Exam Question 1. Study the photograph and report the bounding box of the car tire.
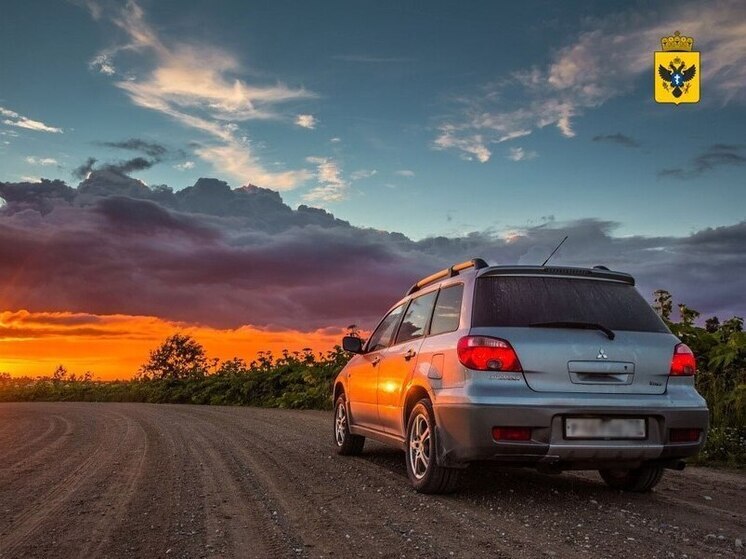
[405,399,460,494]
[599,464,665,492]
[333,395,365,455]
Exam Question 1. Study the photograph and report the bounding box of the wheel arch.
[333,380,346,403]
[402,384,432,428]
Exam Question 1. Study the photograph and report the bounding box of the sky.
[0,0,745,378]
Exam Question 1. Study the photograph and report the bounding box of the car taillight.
[669,428,701,442]
[457,336,523,372]
[492,427,532,441]
[670,343,696,376]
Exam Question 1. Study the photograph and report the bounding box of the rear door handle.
[371,356,381,366]
[404,349,416,361]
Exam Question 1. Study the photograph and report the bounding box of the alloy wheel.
[408,413,431,479]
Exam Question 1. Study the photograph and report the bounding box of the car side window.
[366,303,406,352]
[396,291,438,344]
[430,284,464,336]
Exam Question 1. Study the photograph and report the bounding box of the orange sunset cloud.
[0,310,345,380]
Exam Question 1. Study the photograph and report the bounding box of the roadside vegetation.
[1,292,744,466]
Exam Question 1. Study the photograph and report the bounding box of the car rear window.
[472,276,668,333]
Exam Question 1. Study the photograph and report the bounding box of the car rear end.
[434,267,709,475]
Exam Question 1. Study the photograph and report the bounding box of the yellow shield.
[655,51,700,104]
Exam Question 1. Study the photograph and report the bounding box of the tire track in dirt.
[78,409,151,558]
[191,406,548,559]
[0,406,120,558]
[182,413,299,558]
[0,413,72,472]
[101,403,209,559]
[1,403,743,559]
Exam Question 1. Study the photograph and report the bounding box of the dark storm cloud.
[659,144,746,179]
[101,156,156,175]
[73,157,98,180]
[97,139,169,159]
[592,133,640,148]
[0,172,743,330]
[0,178,75,214]
[73,155,155,179]
[72,138,183,181]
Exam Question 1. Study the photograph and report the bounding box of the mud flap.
[434,425,468,469]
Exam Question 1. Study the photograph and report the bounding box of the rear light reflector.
[670,343,696,376]
[492,427,532,441]
[669,428,701,442]
[457,336,523,372]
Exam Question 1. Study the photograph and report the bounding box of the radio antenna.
[541,235,568,266]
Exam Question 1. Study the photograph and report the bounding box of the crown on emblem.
[660,31,694,52]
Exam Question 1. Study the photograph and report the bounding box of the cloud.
[102,156,155,175]
[433,0,746,161]
[507,147,538,162]
[350,169,377,181]
[0,106,62,134]
[303,157,349,202]
[433,128,491,162]
[593,133,640,148]
[0,309,342,379]
[71,155,158,180]
[302,160,379,202]
[295,114,317,129]
[84,1,313,189]
[97,138,169,158]
[74,138,187,179]
[25,156,60,167]
[394,170,415,177]
[329,137,341,143]
[0,174,744,332]
[73,157,98,180]
[174,161,195,171]
[659,144,746,179]
[89,53,116,75]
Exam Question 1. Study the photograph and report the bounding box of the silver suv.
[332,259,709,494]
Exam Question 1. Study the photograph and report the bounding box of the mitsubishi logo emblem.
[597,348,608,360]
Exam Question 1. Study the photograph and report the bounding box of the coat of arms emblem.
[655,31,700,104]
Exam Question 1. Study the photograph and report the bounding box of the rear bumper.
[433,389,709,468]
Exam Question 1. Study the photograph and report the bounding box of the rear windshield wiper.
[528,321,616,340]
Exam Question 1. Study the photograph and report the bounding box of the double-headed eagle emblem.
[658,59,696,98]
[654,31,700,105]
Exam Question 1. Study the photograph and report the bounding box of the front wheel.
[333,395,365,455]
[405,399,460,494]
[599,464,665,492]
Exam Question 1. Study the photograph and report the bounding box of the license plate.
[564,417,646,440]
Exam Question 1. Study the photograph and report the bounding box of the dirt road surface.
[0,403,743,559]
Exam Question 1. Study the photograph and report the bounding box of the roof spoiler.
[479,265,635,285]
[406,258,488,296]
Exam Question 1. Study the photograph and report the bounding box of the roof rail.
[406,258,488,296]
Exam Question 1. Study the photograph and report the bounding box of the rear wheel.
[405,399,460,494]
[333,395,365,455]
[599,464,665,492]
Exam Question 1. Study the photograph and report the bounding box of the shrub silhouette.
[137,333,212,380]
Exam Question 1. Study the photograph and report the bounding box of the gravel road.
[0,402,743,559]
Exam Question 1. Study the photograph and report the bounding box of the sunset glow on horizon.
[0,310,345,380]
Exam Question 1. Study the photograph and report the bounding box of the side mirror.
[342,335,364,354]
